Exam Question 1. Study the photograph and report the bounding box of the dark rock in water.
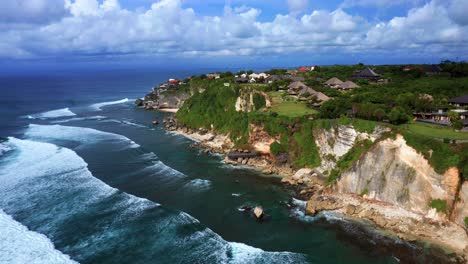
[135,98,144,106]
[227,151,260,160]
[253,206,264,219]
[152,120,159,125]
[241,205,252,211]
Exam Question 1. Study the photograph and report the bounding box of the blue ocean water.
[0,70,449,264]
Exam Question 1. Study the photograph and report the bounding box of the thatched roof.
[339,81,359,90]
[353,67,380,78]
[449,95,468,104]
[287,81,308,90]
[325,77,343,86]
[235,77,249,83]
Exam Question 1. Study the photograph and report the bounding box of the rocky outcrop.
[336,135,460,218]
[305,193,468,260]
[253,206,264,219]
[235,89,271,112]
[314,124,388,173]
[452,181,468,227]
[157,92,190,109]
[142,91,189,110]
[249,124,277,154]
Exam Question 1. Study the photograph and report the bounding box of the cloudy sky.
[1,0,468,71]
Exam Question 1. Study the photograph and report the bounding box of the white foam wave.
[232,193,242,197]
[51,116,107,124]
[90,98,129,111]
[185,179,211,190]
[0,138,306,263]
[24,124,140,149]
[0,142,13,156]
[228,242,307,263]
[0,210,78,264]
[144,161,186,178]
[101,119,147,128]
[26,108,76,120]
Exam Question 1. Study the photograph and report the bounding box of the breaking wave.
[0,210,78,264]
[184,179,212,191]
[51,116,107,124]
[0,138,306,263]
[24,124,140,149]
[25,108,76,120]
[90,98,129,111]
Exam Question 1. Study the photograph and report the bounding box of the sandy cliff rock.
[452,181,468,227]
[335,135,460,217]
[314,124,387,173]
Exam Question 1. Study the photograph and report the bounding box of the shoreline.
[161,116,468,262]
[158,108,179,113]
[166,129,286,179]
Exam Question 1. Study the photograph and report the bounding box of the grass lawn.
[266,91,318,117]
[403,122,468,140]
[269,101,318,117]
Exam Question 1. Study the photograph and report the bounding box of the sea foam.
[51,116,107,124]
[0,210,78,264]
[26,108,76,119]
[25,124,140,148]
[0,138,307,263]
[90,98,129,111]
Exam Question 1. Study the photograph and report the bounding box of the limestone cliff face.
[314,125,387,173]
[335,135,460,217]
[248,124,277,154]
[235,89,271,112]
[157,92,190,109]
[452,182,468,226]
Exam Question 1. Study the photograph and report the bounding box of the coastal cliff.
[138,90,190,111]
[142,79,468,260]
[336,135,460,217]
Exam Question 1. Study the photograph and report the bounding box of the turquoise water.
[0,72,449,263]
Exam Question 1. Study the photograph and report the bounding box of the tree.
[270,141,284,156]
[388,107,411,124]
[374,108,386,121]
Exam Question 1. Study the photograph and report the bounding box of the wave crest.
[25,108,76,120]
[90,98,129,111]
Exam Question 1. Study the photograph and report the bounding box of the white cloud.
[0,0,68,24]
[448,0,468,26]
[341,0,423,8]
[287,0,308,16]
[0,0,466,61]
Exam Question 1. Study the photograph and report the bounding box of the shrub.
[292,121,321,168]
[360,188,369,196]
[429,199,447,213]
[402,132,461,174]
[464,217,468,227]
[270,141,283,156]
[253,93,266,110]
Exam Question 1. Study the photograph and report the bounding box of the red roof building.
[297,66,309,72]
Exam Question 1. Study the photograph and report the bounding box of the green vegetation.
[292,121,321,168]
[176,79,249,145]
[464,217,468,227]
[429,199,447,213]
[360,188,369,197]
[269,100,317,118]
[404,122,468,140]
[326,139,374,185]
[270,141,284,156]
[173,63,468,183]
[401,131,461,174]
[253,93,266,110]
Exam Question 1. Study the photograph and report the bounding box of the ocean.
[0,69,443,264]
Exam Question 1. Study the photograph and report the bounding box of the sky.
[1,0,468,72]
